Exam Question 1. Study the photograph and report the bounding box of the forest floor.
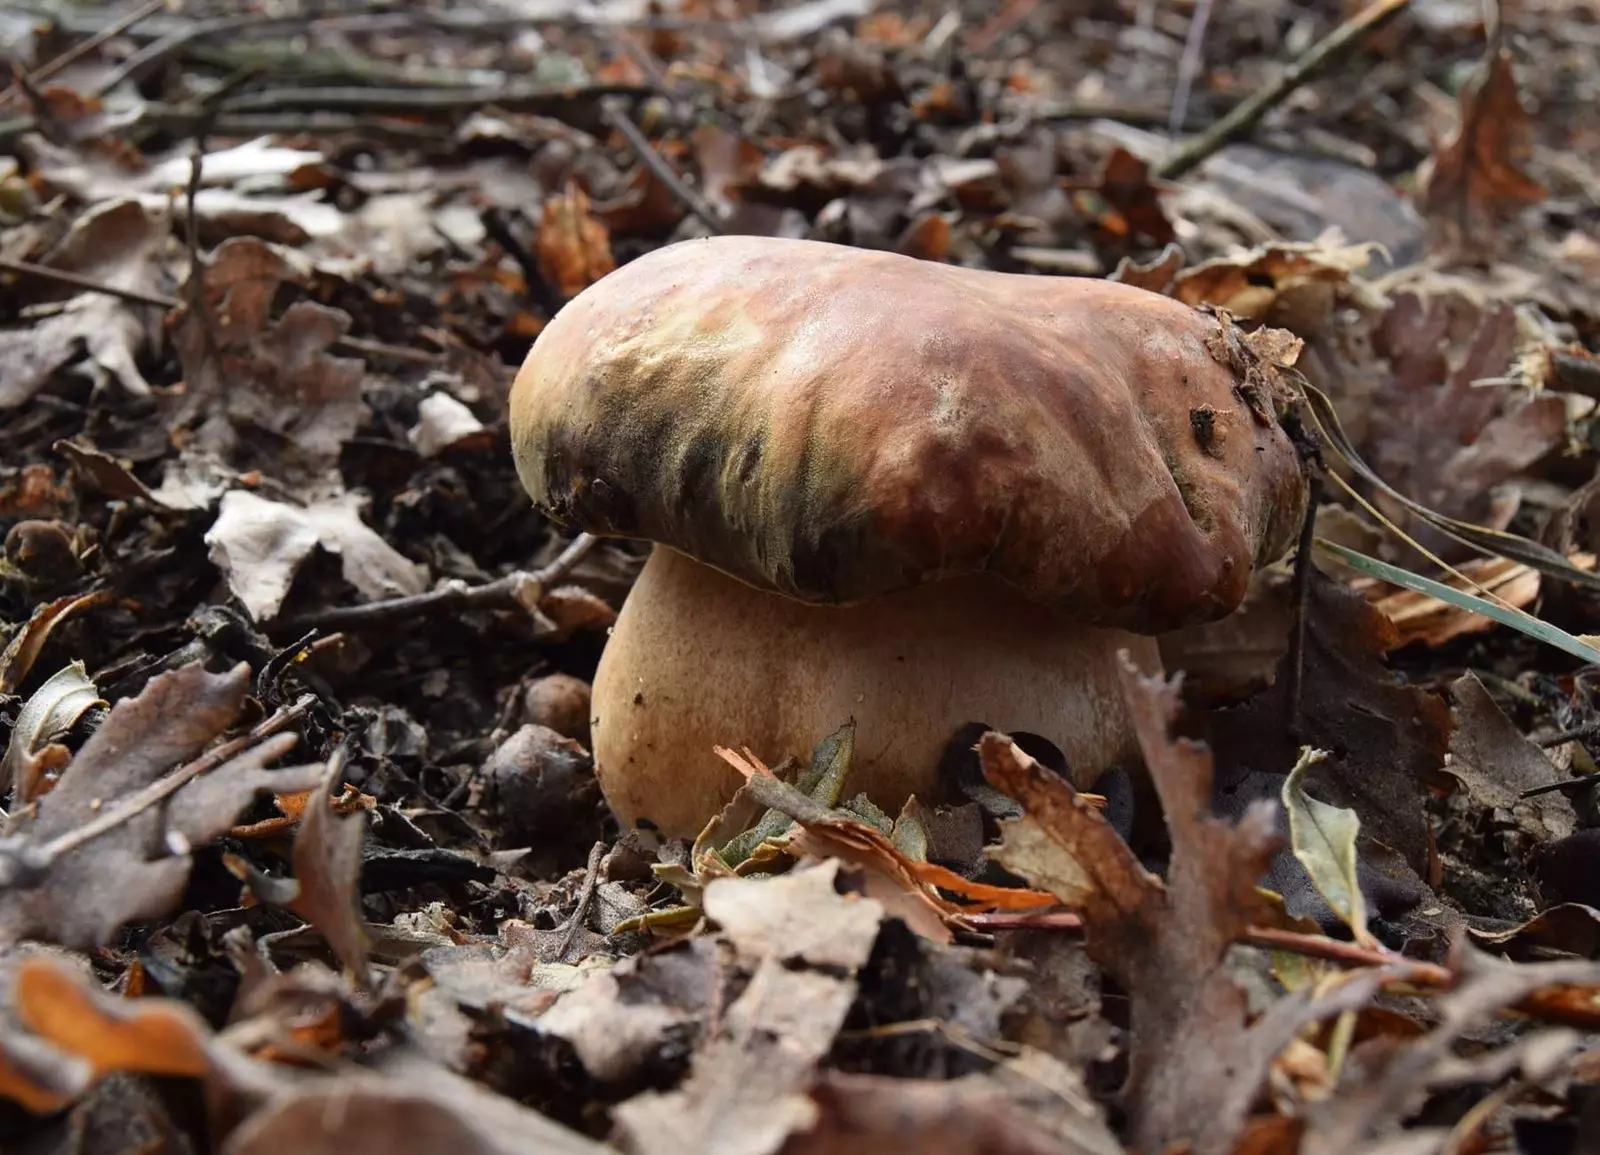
[3,1,1600,1152]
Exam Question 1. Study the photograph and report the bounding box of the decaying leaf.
[1169,239,1386,336]
[1414,47,1545,253]
[0,660,104,804]
[1211,566,1453,888]
[227,750,373,985]
[170,236,369,475]
[1299,947,1600,1155]
[3,954,609,1153]
[1442,672,1574,844]
[0,197,174,407]
[608,860,885,1155]
[0,662,323,950]
[204,488,429,622]
[537,182,616,299]
[983,655,1388,1155]
[786,1054,1123,1155]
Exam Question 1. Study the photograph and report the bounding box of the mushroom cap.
[509,236,1309,634]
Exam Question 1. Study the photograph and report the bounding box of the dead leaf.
[1299,947,1600,1155]
[1170,239,1386,337]
[0,662,323,950]
[784,1052,1122,1155]
[169,236,369,476]
[1442,672,1574,844]
[408,392,489,457]
[1415,47,1545,254]
[1210,566,1453,885]
[1094,146,1175,246]
[0,660,104,805]
[537,183,616,299]
[983,656,1387,1155]
[0,197,173,407]
[609,860,884,1155]
[204,488,429,622]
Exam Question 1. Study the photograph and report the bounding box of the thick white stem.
[588,545,1164,840]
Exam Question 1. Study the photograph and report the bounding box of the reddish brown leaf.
[536,183,616,299]
[1416,47,1546,251]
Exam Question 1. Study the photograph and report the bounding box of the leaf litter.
[5,0,1600,1152]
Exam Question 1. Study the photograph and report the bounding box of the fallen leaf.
[1442,672,1574,844]
[536,182,616,299]
[169,236,369,477]
[408,391,490,457]
[1414,47,1545,254]
[983,655,1388,1155]
[0,660,104,805]
[204,488,429,622]
[0,589,112,695]
[1468,903,1600,962]
[0,197,173,407]
[1283,748,1376,948]
[1094,146,1175,246]
[1210,566,1453,885]
[609,860,885,1155]
[0,662,323,950]
[785,1052,1122,1155]
[1169,239,1386,337]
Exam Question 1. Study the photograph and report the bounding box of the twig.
[0,0,169,107]
[961,910,1453,986]
[600,98,724,234]
[1167,0,1215,136]
[0,256,175,309]
[274,533,600,635]
[219,81,650,116]
[558,840,608,959]
[1154,0,1413,180]
[1286,475,1324,741]
[42,694,317,862]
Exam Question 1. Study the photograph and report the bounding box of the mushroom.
[509,236,1310,840]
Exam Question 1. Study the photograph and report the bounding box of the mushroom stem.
[589,544,1164,840]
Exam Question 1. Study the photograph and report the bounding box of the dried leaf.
[1283,748,1375,948]
[204,488,429,622]
[408,392,489,457]
[787,1054,1122,1155]
[0,660,104,805]
[170,236,369,476]
[1442,672,1574,844]
[984,655,1380,1155]
[291,755,373,985]
[0,589,113,696]
[0,198,173,408]
[1095,146,1175,246]
[1415,47,1545,253]
[0,662,323,950]
[610,861,884,1155]
[1170,239,1386,335]
[536,183,616,299]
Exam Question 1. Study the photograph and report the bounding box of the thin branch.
[219,81,650,116]
[1167,0,1215,136]
[600,98,724,234]
[1286,475,1325,742]
[1155,0,1413,180]
[42,694,317,862]
[0,256,176,309]
[0,0,169,107]
[273,532,601,635]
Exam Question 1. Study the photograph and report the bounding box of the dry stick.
[961,910,1454,986]
[1154,0,1413,181]
[1167,0,1216,136]
[41,694,317,863]
[600,98,724,234]
[1285,474,1325,741]
[219,80,649,116]
[0,0,169,107]
[275,532,601,635]
[0,257,438,367]
[558,840,608,958]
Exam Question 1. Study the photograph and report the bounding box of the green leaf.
[1281,746,1375,948]
[1315,538,1600,666]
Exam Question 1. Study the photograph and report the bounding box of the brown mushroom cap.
[510,236,1308,633]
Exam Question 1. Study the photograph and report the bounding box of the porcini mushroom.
[509,236,1309,840]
